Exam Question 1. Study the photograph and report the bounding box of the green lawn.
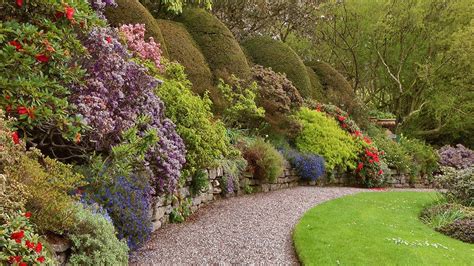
[293,192,474,265]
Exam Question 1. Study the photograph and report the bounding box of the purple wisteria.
[88,0,117,19]
[71,27,185,192]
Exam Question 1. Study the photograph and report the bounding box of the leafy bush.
[313,104,387,186]
[367,125,412,173]
[420,203,472,229]
[242,139,284,183]
[305,66,324,101]
[156,19,213,96]
[71,26,186,193]
[399,136,439,178]
[190,169,209,195]
[295,107,360,171]
[1,115,85,234]
[436,167,473,207]
[437,217,474,244]
[0,1,102,142]
[218,156,248,194]
[169,196,192,223]
[217,78,265,129]
[306,61,367,125]
[151,61,234,175]
[68,203,129,265]
[242,36,313,98]
[0,212,54,265]
[177,8,251,81]
[251,65,303,137]
[368,110,396,119]
[80,123,157,250]
[438,144,474,169]
[283,149,325,181]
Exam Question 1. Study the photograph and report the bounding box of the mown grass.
[293,192,474,265]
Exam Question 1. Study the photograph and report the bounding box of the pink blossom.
[119,24,162,68]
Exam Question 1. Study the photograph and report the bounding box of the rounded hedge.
[242,36,313,99]
[105,0,169,57]
[157,19,213,95]
[305,66,324,101]
[177,8,251,81]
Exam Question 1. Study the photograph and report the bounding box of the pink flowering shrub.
[119,24,162,68]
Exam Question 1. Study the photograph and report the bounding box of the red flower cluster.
[8,40,22,51]
[35,54,50,63]
[365,148,380,163]
[16,0,23,7]
[10,231,25,243]
[11,131,20,144]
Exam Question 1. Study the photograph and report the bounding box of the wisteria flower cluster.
[88,0,117,19]
[438,144,474,169]
[71,26,185,192]
[119,24,163,68]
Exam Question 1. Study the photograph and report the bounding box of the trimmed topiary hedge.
[306,61,366,124]
[177,8,251,81]
[305,65,324,101]
[242,36,313,99]
[105,0,169,57]
[157,19,213,95]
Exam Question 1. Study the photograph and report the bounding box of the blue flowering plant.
[283,149,326,181]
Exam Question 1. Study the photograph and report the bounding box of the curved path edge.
[130,187,433,265]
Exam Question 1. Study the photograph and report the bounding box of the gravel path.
[130,186,369,265]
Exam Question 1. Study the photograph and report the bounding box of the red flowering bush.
[0,212,54,265]
[0,0,102,143]
[314,103,387,187]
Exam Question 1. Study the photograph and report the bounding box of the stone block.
[207,193,214,202]
[261,184,270,192]
[216,166,223,177]
[213,187,222,194]
[209,168,217,180]
[270,184,280,191]
[192,196,202,206]
[179,187,190,198]
[191,206,198,213]
[155,206,166,221]
[152,220,162,231]
[165,205,173,215]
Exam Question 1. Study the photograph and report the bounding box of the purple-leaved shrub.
[438,144,474,169]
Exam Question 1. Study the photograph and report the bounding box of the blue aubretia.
[83,174,153,250]
[283,149,325,181]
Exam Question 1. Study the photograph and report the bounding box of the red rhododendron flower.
[356,162,364,172]
[11,131,20,144]
[37,256,45,263]
[35,242,43,253]
[378,169,384,175]
[6,105,12,112]
[17,106,28,115]
[342,123,347,128]
[35,54,50,63]
[65,6,75,20]
[338,116,346,122]
[19,262,27,266]
[74,132,81,143]
[24,212,32,218]
[106,36,112,43]
[363,136,372,144]
[16,0,23,7]
[353,130,362,137]
[8,40,22,51]
[11,231,24,242]
[25,240,35,249]
[9,256,22,263]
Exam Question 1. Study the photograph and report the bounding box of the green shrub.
[217,78,265,129]
[305,66,324,101]
[177,8,251,81]
[367,125,413,173]
[295,107,360,171]
[105,0,169,57]
[190,169,209,195]
[436,167,473,207]
[0,114,85,234]
[399,136,439,178]
[306,61,367,125]
[242,139,284,183]
[437,217,474,244]
[169,196,192,223]
[242,36,313,99]
[156,19,214,96]
[251,65,303,137]
[68,203,129,265]
[149,61,234,175]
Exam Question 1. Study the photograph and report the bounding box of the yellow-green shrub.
[295,107,360,170]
